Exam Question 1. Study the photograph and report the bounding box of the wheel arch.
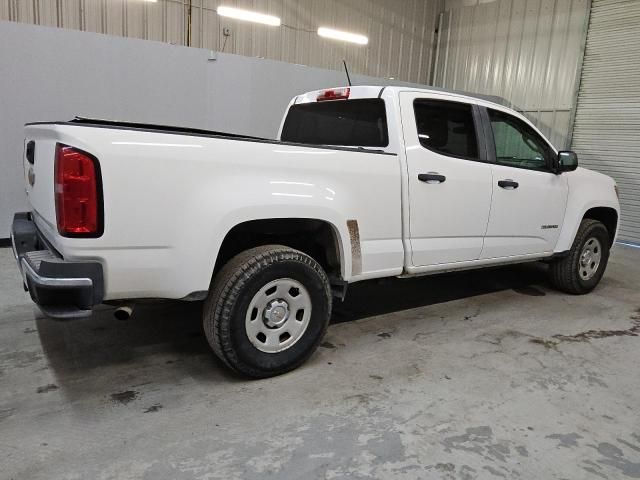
[212,217,350,283]
[582,207,618,247]
[556,201,620,253]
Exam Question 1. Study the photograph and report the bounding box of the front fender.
[555,168,620,252]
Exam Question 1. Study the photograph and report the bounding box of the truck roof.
[294,85,511,110]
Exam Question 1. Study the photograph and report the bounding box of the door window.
[488,109,553,171]
[413,99,479,160]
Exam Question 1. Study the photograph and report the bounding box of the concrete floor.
[1,246,640,480]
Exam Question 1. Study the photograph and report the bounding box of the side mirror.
[556,151,578,173]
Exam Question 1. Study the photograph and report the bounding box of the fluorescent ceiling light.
[317,27,368,45]
[217,6,281,26]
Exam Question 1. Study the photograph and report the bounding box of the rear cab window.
[281,99,389,148]
[413,99,479,160]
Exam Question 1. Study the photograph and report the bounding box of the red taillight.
[54,143,102,237]
[317,87,350,101]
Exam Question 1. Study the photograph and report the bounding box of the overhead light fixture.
[317,27,368,45]
[217,6,281,26]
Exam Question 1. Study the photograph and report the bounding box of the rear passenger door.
[479,107,568,258]
[400,93,493,266]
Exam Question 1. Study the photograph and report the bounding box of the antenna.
[343,60,352,87]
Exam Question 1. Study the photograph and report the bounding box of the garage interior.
[1,0,639,479]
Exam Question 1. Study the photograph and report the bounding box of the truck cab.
[280,86,618,271]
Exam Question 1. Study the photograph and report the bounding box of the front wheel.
[549,219,611,294]
[203,245,332,378]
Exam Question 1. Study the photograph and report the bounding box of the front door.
[400,93,493,266]
[480,107,568,259]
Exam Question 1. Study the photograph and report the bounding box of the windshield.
[281,99,389,148]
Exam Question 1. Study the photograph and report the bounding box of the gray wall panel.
[0,19,421,237]
[1,0,443,84]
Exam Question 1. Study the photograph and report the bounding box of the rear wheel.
[549,219,611,294]
[203,245,332,378]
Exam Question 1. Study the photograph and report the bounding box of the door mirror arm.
[550,154,560,174]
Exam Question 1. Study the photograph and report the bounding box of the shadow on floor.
[332,262,550,323]
[34,262,550,382]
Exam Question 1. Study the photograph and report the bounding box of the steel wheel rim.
[579,237,602,281]
[245,278,312,353]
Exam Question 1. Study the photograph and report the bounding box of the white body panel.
[22,86,620,302]
[481,165,568,259]
[555,167,620,251]
[25,124,404,300]
[398,91,493,266]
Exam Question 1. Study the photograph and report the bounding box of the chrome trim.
[20,257,93,289]
[10,230,19,262]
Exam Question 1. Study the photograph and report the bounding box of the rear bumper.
[12,212,104,319]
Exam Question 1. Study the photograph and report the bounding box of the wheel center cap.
[582,250,593,266]
[264,299,290,328]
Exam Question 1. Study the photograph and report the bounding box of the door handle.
[418,173,446,184]
[498,179,519,189]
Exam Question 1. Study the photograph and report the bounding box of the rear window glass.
[413,99,479,160]
[281,99,389,147]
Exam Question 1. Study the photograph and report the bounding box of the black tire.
[549,219,611,294]
[203,245,332,378]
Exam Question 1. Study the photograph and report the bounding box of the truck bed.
[22,119,404,301]
[27,117,390,155]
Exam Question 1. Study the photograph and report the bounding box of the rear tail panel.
[23,126,60,230]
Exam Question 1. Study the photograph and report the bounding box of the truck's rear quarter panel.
[24,124,403,301]
[24,127,61,229]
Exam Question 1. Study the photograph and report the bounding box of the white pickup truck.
[12,85,620,377]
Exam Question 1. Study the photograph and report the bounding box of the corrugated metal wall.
[0,0,442,84]
[0,0,592,145]
[433,0,590,149]
[571,0,640,243]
